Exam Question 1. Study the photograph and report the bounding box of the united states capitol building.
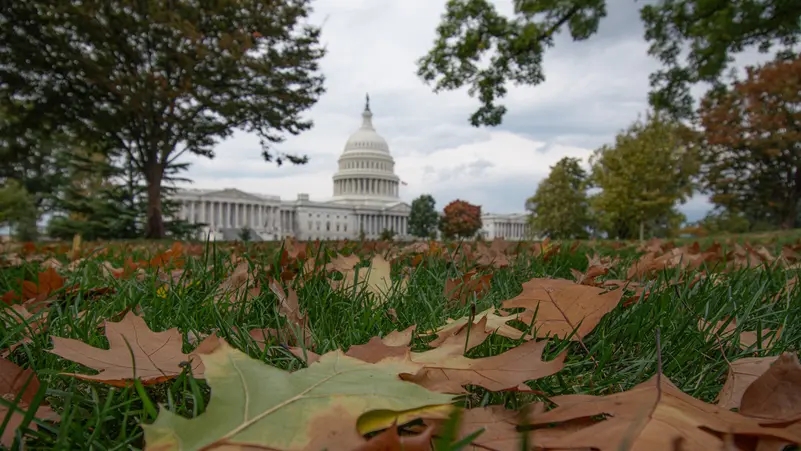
[170,98,531,241]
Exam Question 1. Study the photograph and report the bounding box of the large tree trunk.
[145,164,165,239]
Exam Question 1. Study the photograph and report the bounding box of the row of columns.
[494,221,529,240]
[359,213,407,236]
[180,200,296,233]
[334,178,398,197]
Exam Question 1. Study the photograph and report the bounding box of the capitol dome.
[331,94,401,205]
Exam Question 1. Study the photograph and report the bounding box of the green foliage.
[379,228,396,241]
[440,199,482,239]
[239,227,254,242]
[526,157,591,239]
[697,209,752,235]
[0,178,37,240]
[698,54,801,230]
[0,0,327,238]
[416,0,801,125]
[408,194,439,238]
[589,111,700,240]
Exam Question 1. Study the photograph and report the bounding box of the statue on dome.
[365,92,370,112]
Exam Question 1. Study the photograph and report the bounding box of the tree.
[590,111,700,240]
[0,178,37,240]
[416,0,801,126]
[0,1,326,238]
[408,194,439,238]
[439,200,482,239]
[526,157,591,239]
[697,54,801,230]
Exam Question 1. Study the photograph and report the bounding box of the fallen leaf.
[501,278,623,340]
[354,422,435,451]
[717,356,779,410]
[331,254,407,303]
[444,271,493,305]
[422,308,533,347]
[526,374,801,450]
[1,358,58,447]
[740,352,801,421]
[47,311,206,386]
[292,317,565,394]
[141,340,454,451]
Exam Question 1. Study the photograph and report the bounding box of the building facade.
[480,213,532,241]
[170,96,412,241]
[170,96,532,242]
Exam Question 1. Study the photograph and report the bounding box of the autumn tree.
[590,111,700,240]
[439,200,482,239]
[408,194,439,238]
[526,157,591,239]
[0,179,37,240]
[697,54,801,230]
[416,0,801,126]
[0,0,326,238]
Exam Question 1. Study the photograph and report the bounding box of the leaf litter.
[0,237,800,450]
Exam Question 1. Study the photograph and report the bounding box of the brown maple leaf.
[501,278,623,340]
[1,358,58,447]
[47,311,208,387]
[527,374,801,450]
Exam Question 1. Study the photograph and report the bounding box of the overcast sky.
[175,0,772,222]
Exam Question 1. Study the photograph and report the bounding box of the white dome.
[330,95,401,205]
[342,108,389,153]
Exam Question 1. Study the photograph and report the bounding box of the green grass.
[0,238,798,450]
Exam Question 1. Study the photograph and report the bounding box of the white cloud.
[175,0,777,223]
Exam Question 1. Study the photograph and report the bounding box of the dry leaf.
[501,278,623,340]
[526,374,801,450]
[48,311,207,386]
[0,358,58,447]
[717,356,779,410]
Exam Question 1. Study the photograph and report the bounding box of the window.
[316,221,320,231]
[326,221,330,231]
[336,224,340,232]
[344,224,348,232]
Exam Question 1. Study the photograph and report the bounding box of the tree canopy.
[416,0,801,126]
[408,194,439,238]
[440,199,482,239]
[526,157,591,239]
[0,0,327,238]
[589,111,699,239]
[697,53,801,230]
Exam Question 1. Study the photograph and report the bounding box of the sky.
[175,0,773,223]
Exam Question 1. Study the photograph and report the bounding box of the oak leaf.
[501,278,623,340]
[141,340,454,451]
[716,355,779,410]
[422,308,533,347]
[740,352,801,421]
[526,374,801,450]
[444,271,493,305]
[1,357,58,447]
[330,254,407,302]
[47,311,206,387]
[292,317,566,394]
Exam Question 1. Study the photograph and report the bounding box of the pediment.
[205,188,266,202]
[386,202,411,213]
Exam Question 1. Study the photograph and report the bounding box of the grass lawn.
[0,237,798,450]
